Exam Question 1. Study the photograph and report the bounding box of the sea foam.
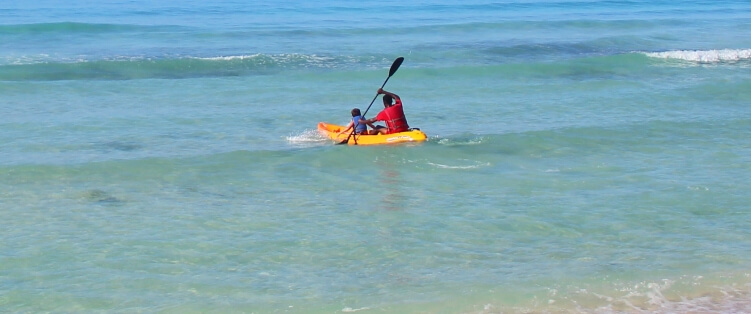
[644,49,751,63]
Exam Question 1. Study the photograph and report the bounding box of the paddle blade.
[336,132,353,145]
[389,57,404,77]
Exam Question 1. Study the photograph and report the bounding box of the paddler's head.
[351,108,361,117]
[382,95,393,107]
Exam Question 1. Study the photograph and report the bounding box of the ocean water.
[2,0,751,312]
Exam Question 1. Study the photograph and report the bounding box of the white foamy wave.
[436,136,485,146]
[589,278,751,313]
[427,159,490,169]
[0,54,67,65]
[0,53,335,66]
[193,53,337,66]
[644,49,751,63]
[478,274,751,314]
[193,54,264,61]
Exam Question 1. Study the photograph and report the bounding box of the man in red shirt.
[363,88,410,134]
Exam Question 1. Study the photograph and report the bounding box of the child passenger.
[337,108,377,135]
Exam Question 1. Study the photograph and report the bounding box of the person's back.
[350,108,368,134]
[375,100,409,133]
[374,89,409,134]
[352,116,367,134]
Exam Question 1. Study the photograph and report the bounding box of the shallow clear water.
[2,0,751,312]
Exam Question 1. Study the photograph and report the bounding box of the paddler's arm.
[336,121,354,135]
[377,88,400,101]
[358,118,377,128]
[361,117,378,125]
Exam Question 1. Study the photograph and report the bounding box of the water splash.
[285,129,329,147]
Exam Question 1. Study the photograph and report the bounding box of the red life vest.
[375,99,409,134]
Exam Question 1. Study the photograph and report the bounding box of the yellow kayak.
[317,122,427,145]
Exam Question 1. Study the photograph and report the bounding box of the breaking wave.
[644,49,751,63]
[0,53,364,81]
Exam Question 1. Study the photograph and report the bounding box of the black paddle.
[338,56,404,145]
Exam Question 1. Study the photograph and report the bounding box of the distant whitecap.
[644,49,751,63]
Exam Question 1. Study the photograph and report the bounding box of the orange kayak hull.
[317,122,428,145]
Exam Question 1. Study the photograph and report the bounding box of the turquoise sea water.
[2,1,751,312]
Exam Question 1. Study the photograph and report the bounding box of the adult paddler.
[362,88,410,135]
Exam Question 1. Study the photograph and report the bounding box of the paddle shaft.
[361,76,392,118]
[339,57,404,145]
